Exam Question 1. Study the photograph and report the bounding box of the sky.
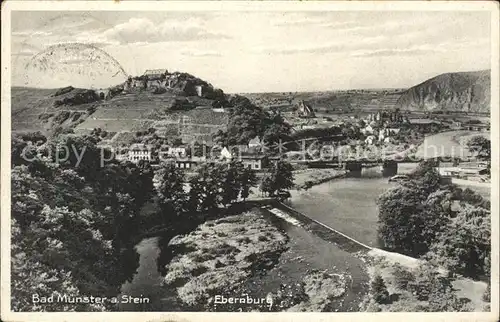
[11,11,491,92]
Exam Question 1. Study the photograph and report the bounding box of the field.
[415,130,490,159]
[244,89,405,112]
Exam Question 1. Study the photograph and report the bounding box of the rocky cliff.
[395,70,490,113]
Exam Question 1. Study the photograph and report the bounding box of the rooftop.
[144,69,168,76]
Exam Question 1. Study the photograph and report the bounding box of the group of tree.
[11,132,154,311]
[377,160,491,279]
[213,95,292,146]
[466,135,491,167]
[260,160,295,199]
[154,160,258,223]
[376,263,477,312]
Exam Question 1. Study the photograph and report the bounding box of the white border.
[1,1,499,322]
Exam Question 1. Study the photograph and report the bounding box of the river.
[118,209,371,311]
[288,164,419,247]
[288,162,490,248]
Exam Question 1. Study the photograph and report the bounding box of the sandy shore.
[293,168,346,190]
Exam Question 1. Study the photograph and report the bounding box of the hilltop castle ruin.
[123,69,211,98]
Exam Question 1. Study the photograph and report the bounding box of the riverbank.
[146,205,371,312]
[293,168,346,190]
[162,209,289,310]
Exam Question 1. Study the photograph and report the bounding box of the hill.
[11,86,100,134]
[395,70,490,113]
[11,71,229,145]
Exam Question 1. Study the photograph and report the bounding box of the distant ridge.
[395,70,490,113]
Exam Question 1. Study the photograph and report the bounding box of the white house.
[365,135,376,145]
[219,147,233,160]
[166,146,187,158]
[378,130,386,141]
[241,155,267,170]
[387,128,401,135]
[128,144,152,163]
[361,124,374,135]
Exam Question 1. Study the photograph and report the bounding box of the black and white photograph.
[1,1,498,321]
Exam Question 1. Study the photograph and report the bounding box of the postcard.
[1,1,498,322]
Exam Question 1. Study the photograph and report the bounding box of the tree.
[392,263,415,290]
[260,160,294,197]
[220,95,291,146]
[188,163,225,213]
[426,204,490,278]
[10,134,153,311]
[378,160,452,256]
[155,163,187,222]
[378,186,431,256]
[262,113,292,145]
[220,161,244,206]
[48,134,103,181]
[467,136,490,162]
[404,160,442,195]
[240,167,258,201]
[371,274,389,304]
[407,263,471,312]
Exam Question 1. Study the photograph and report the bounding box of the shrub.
[371,274,390,304]
[392,263,414,290]
[53,86,75,96]
[482,283,490,302]
[152,87,167,94]
[257,235,268,242]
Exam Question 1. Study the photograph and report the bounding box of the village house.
[219,147,233,161]
[361,124,374,135]
[240,154,268,170]
[386,127,401,135]
[439,166,489,179]
[378,130,386,142]
[144,69,168,79]
[466,123,490,132]
[365,135,376,145]
[210,145,272,171]
[451,121,463,130]
[248,136,263,149]
[296,100,315,118]
[128,144,152,163]
[169,159,198,170]
[164,146,188,158]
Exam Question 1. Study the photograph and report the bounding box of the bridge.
[293,159,401,177]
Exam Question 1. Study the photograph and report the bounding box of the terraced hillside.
[12,86,228,145]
